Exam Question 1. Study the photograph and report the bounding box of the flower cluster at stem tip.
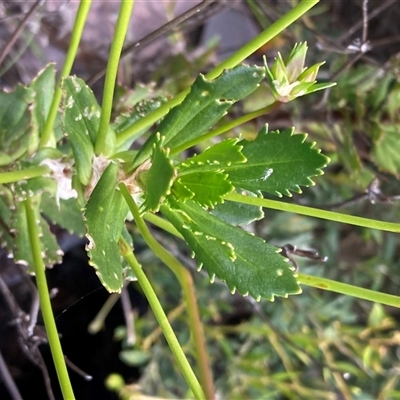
[264,42,335,103]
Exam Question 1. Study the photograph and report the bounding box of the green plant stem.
[23,197,75,399]
[226,192,400,233]
[298,273,400,308]
[120,184,213,399]
[0,166,50,184]
[40,0,92,148]
[95,0,135,156]
[116,0,319,147]
[143,211,183,238]
[118,236,206,400]
[171,101,280,155]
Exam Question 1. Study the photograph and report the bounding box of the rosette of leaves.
[129,66,329,301]
[60,63,329,301]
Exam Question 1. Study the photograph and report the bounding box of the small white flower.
[40,158,77,206]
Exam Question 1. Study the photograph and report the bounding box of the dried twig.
[337,0,396,45]
[280,244,327,272]
[120,284,136,346]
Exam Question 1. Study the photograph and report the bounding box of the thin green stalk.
[40,0,92,148]
[120,184,214,399]
[116,0,319,147]
[118,237,206,400]
[171,102,280,155]
[226,193,400,233]
[0,165,49,184]
[95,0,135,156]
[24,198,75,399]
[88,293,120,334]
[204,0,319,80]
[298,273,400,308]
[143,212,182,238]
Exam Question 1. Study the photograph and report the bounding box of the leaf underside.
[84,162,128,292]
[0,84,30,166]
[62,76,116,185]
[13,196,62,271]
[61,77,97,185]
[28,63,56,153]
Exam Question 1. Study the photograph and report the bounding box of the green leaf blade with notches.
[161,199,300,301]
[177,138,246,173]
[84,162,128,292]
[172,138,245,208]
[225,125,329,197]
[133,65,265,168]
[174,171,234,208]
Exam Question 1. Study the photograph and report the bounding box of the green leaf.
[171,178,195,200]
[140,134,176,212]
[177,138,246,173]
[13,199,33,268]
[61,77,96,185]
[38,213,64,266]
[12,148,74,201]
[14,176,57,202]
[84,162,128,292]
[41,192,85,236]
[0,84,30,165]
[161,199,300,301]
[133,65,265,167]
[113,95,167,152]
[28,63,56,153]
[171,138,244,208]
[13,160,57,201]
[0,186,16,251]
[62,76,116,184]
[225,126,329,196]
[119,349,150,367]
[174,171,233,208]
[13,196,62,271]
[211,191,264,225]
[371,124,400,176]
